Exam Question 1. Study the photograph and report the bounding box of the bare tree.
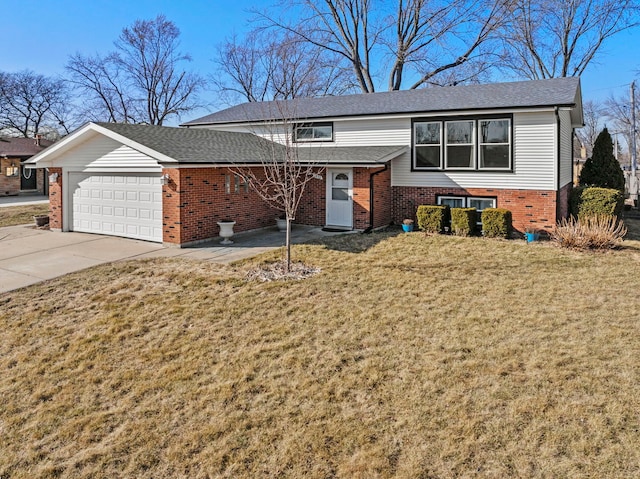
[576,100,604,158]
[388,0,508,90]
[231,104,324,272]
[66,53,136,123]
[0,70,71,138]
[214,29,354,104]
[502,0,640,79]
[257,0,507,92]
[66,15,204,125]
[604,92,639,167]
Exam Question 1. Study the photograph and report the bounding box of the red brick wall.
[48,167,63,230]
[392,186,566,232]
[0,158,20,196]
[372,167,391,229]
[162,167,326,245]
[350,167,392,229]
[291,168,325,227]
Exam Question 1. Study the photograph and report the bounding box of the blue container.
[525,232,539,243]
[402,223,414,232]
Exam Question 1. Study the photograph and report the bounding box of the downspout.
[363,164,388,234]
[555,106,562,222]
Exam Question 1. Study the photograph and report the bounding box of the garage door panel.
[70,173,163,243]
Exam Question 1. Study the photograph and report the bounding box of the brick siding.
[48,167,63,230]
[392,186,567,232]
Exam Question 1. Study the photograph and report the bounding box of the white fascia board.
[24,122,97,166]
[24,122,178,167]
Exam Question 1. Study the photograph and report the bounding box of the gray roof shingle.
[95,122,404,165]
[183,77,581,126]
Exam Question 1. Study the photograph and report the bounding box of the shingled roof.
[183,77,582,126]
[27,122,405,167]
[0,136,54,157]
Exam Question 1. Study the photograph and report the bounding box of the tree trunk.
[285,217,292,273]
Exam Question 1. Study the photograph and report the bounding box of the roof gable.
[183,77,582,126]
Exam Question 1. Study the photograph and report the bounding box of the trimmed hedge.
[570,186,624,218]
[481,208,512,238]
[416,205,449,233]
[450,207,476,236]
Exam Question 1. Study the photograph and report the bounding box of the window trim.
[412,114,513,172]
[444,120,476,170]
[293,122,334,143]
[437,195,497,226]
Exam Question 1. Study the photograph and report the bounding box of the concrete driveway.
[0,223,342,294]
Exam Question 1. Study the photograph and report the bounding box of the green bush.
[578,128,625,191]
[450,207,476,236]
[481,208,512,238]
[570,186,624,218]
[416,205,449,233]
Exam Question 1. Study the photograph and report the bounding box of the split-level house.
[26,77,583,246]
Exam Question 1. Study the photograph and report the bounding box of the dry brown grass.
[0,203,49,227]
[2,226,640,478]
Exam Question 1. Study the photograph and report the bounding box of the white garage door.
[70,173,163,243]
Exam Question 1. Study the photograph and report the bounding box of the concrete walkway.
[0,224,343,294]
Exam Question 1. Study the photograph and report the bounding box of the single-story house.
[1,136,52,196]
[26,77,583,246]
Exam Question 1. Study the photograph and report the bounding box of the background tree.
[579,127,625,190]
[214,30,353,104]
[576,100,604,158]
[0,70,72,138]
[604,91,639,168]
[258,0,509,92]
[501,0,640,79]
[67,15,204,125]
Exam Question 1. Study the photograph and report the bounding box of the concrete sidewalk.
[0,195,49,207]
[0,224,343,294]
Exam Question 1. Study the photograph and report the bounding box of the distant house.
[27,77,583,245]
[0,136,52,196]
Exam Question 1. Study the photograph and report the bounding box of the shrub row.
[415,205,512,239]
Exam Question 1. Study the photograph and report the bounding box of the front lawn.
[1,223,640,478]
[0,203,49,227]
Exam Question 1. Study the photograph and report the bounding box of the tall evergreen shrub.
[579,128,625,191]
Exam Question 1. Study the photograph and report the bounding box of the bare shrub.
[551,215,627,250]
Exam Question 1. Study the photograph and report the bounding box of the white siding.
[391,111,557,190]
[205,117,410,146]
[559,109,573,187]
[53,135,162,173]
[332,118,410,146]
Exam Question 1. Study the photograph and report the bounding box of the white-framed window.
[437,196,465,209]
[445,120,475,169]
[437,195,496,225]
[479,119,511,169]
[413,117,512,171]
[414,122,441,168]
[293,122,333,142]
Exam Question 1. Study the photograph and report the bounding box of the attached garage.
[26,122,401,246]
[70,173,163,242]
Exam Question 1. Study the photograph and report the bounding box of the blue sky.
[4,0,640,120]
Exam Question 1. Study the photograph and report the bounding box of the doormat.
[322,227,350,232]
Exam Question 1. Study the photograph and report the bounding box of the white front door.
[326,168,353,229]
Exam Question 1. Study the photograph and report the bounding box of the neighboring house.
[0,136,52,196]
[26,77,583,246]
